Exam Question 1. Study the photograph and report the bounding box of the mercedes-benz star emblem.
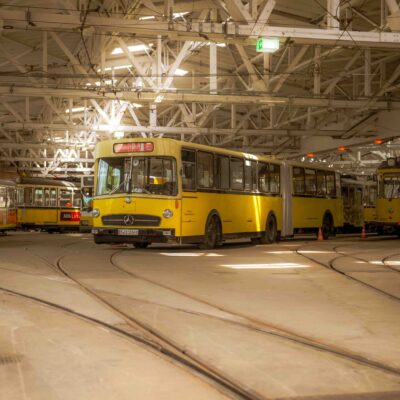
[123,215,135,225]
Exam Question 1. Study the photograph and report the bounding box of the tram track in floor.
[296,240,400,302]
[22,248,266,400]
[108,248,400,378]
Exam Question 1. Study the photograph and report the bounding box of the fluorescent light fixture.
[256,37,280,53]
[65,107,85,113]
[139,15,155,20]
[131,103,143,108]
[95,79,117,86]
[207,42,226,48]
[111,44,151,55]
[97,64,133,72]
[113,131,124,139]
[173,12,189,18]
[174,68,188,76]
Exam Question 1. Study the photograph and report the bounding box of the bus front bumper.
[92,227,176,244]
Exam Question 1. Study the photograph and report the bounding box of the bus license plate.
[118,229,139,236]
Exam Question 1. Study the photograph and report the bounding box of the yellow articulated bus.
[376,158,400,236]
[0,180,17,233]
[91,138,343,248]
[16,177,81,233]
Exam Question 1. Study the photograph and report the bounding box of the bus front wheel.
[134,242,150,249]
[260,214,278,244]
[200,216,221,250]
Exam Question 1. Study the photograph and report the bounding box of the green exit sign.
[256,37,280,53]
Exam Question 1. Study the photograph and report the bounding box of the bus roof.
[16,177,79,188]
[95,137,280,163]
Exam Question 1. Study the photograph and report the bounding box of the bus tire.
[134,242,150,249]
[322,213,333,240]
[260,213,278,244]
[200,215,221,250]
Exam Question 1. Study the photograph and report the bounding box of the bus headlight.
[92,208,100,218]
[163,209,173,219]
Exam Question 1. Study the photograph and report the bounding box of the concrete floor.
[1,232,400,399]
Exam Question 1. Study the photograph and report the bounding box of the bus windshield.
[97,156,177,196]
[382,173,400,199]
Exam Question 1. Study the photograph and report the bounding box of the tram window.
[217,156,230,190]
[230,158,244,190]
[0,187,5,208]
[44,188,51,207]
[293,167,305,195]
[6,188,15,208]
[244,160,253,191]
[258,162,269,193]
[383,174,400,199]
[50,189,57,207]
[182,149,196,190]
[270,164,280,194]
[316,170,327,196]
[24,187,33,205]
[60,190,73,207]
[326,172,336,196]
[356,187,363,205]
[34,188,44,206]
[369,187,377,205]
[197,152,214,189]
[72,191,81,208]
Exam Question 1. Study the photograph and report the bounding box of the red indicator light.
[374,139,384,145]
[306,153,315,157]
[113,142,154,153]
[66,202,72,207]
[337,146,348,151]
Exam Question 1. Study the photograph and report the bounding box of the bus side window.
[230,158,244,191]
[197,151,214,189]
[293,167,305,195]
[316,170,327,196]
[326,171,336,197]
[181,149,196,190]
[216,156,230,190]
[244,160,252,191]
[305,169,316,195]
[258,162,269,193]
[269,164,280,194]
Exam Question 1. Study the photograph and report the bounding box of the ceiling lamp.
[373,139,385,145]
[65,107,85,113]
[139,16,155,20]
[306,153,315,157]
[256,37,280,53]
[337,146,348,151]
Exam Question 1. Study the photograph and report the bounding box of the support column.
[364,48,371,97]
[42,31,47,85]
[327,0,340,29]
[263,53,270,90]
[210,9,217,94]
[313,46,321,96]
[157,35,162,88]
[231,104,236,129]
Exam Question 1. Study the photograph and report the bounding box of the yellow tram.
[376,158,400,235]
[91,138,343,248]
[0,180,17,233]
[16,177,81,233]
[79,176,94,233]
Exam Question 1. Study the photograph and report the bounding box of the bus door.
[281,163,293,237]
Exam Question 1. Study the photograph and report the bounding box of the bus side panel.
[292,198,343,229]
[18,208,58,226]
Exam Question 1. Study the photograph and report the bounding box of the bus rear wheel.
[134,242,150,249]
[200,216,220,250]
[260,214,278,244]
[322,214,333,240]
